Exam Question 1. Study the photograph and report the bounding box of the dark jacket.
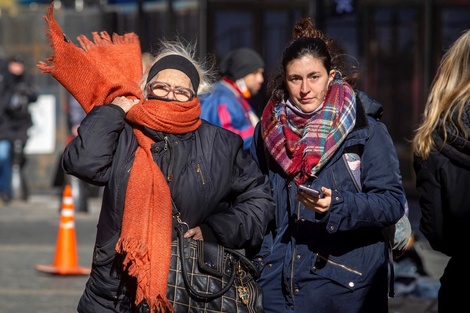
[413,100,470,311]
[413,101,470,256]
[62,104,275,313]
[249,96,407,313]
[0,64,37,143]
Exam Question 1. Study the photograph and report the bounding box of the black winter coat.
[413,101,470,256]
[62,104,275,313]
[0,66,37,143]
[413,100,470,312]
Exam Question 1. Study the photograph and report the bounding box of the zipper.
[287,182,296,298]
[196,163,205,185]
[164,136,173,182]
[288,199,301,297]
[316,254,363,276]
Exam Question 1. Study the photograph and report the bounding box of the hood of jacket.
[433,101,470,167]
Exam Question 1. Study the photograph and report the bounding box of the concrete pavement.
[0,191,100,313]
[0,190,447,313]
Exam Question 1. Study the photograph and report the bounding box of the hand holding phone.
[298,185,320,198]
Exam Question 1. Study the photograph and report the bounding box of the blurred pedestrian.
[0,54,37,202]
[200,48,264,150]
[412,29,470,313]
[0,114,11,204]
[249,17,407,313]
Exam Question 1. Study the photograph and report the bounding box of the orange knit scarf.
[37,4,201,311]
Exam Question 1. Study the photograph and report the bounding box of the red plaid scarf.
[37,4,201,312]
[261,73,356,184]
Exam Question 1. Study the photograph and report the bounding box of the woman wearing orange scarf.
[59,37,274,313]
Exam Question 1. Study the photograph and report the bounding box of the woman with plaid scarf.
[249,17,407,313]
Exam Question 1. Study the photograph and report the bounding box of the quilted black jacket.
[62,104,274,313]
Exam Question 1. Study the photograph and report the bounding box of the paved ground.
[0,190,448,313]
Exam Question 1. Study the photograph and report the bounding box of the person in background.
[68,95,86,139]
[412,29,470,313]
[61,39,275,313]
[0,54,37,203]
[0,85,12,205]
[249,17,407,313]
[200,48,264,150]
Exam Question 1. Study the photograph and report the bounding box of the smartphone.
[298,185,320,198]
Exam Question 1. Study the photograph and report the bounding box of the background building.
[0,0,469,194]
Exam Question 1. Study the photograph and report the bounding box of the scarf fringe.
[76,31,140,52]
[37,4,63,74]
[149,295,174,313]
[116,237,174,313]
[115,237,149,268]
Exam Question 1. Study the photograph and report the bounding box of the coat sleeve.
[414,155,447,255]
[203,132,275,251]
[327,121,407,231]
[61,104,127,185]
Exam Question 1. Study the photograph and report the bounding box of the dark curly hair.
[268,17,360,103]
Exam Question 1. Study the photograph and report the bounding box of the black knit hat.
[8,54,25,64]
[219,48,264,81]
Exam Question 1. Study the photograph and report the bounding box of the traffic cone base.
[35,264,90,275]
[36,184,90,275]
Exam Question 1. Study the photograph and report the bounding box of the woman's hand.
[111,96,139,113]
[297,186,332,214]
[183,226,204,240]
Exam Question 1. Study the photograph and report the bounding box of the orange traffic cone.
[36,184,90,275]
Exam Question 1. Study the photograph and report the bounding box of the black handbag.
[137,202,264,313]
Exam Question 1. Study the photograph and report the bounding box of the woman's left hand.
[297,186,332,213]
[183,226,204,240]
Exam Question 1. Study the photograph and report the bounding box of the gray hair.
[141,39,216,96]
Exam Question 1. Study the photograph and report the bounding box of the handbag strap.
[171,199,238,300]
[170,198,260,279]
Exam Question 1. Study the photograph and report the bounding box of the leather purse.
[135,200,264,313]
[165,226,264,312]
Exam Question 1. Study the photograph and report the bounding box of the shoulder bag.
[137,200,264,313]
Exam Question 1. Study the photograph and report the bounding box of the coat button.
[349,282,355,288]
[329,225,335,231]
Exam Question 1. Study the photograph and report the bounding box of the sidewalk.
[0,192,100,313]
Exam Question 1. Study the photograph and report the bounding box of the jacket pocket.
[88,232,123,301]
[193,157,214,193]
[311,253,365,291]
